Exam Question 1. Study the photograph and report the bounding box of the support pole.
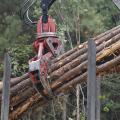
[62,95,67,120]
[95,77,101,120]
[76,84,80,120]
[87,38,96,120]
[1,53,11,120]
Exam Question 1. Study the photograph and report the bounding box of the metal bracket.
[29,59,40,72]
[37,32,57,38]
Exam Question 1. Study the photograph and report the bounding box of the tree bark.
[0,73,29,93]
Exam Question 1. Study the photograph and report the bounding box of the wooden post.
[1,53,11,120]
[62,95,68,120]
[95,77,101,120]
[76,84,80,120]
[87,38,96,120]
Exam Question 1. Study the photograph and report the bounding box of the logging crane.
[20,0,63,100]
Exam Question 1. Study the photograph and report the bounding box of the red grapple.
[29,16,62,99]
[33,16,62,55]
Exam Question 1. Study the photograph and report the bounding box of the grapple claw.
[29,16,62,100]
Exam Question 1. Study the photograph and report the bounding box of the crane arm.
[41,0,56,23]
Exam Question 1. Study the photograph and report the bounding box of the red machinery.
[20,0,63,100]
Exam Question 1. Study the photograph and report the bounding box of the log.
[1,26,120,99]
[0,79,32,104]
[0,73,29,93]
[0,25,120,120]
[5,38,120,109]
[51,25,120,69]
[1,32,120,98]
[9,55,120,120]
[50,41,120,91]
[0,24,119,93]
[0,25,119,93]
[53,25,120,63]
[8,41,119,118]
[50,36,120,80]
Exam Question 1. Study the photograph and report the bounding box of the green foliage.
[0,63,3,79]
[51,0,120,39]
[103,106,110,112]
[101,74,120,119]
[80,112,85,120]
[0,15,31,53]
[9,45,34,77]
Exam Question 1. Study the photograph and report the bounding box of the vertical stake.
[62,95,68,120]
[76,84,80,120]
[87,38,96,120]
[1,53,11,120]
[95,77,101,120]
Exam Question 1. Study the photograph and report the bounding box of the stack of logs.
[0,25,120,120]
